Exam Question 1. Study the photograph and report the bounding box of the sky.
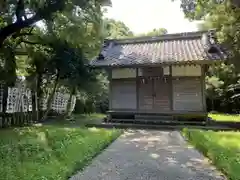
[104,0,201,34]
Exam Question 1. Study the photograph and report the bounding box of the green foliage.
[75,18,134,114]
[7,0,109,117]
[177,0,240,69]
[0,121,121,180]
[137,28,168,36]
[74,73,109,114]
[206,63,240,113]
[0,0,111,45]
[103,18,134,39]
[0,0,108,86]
[0,1,133,117]
[183,129,240,180]
[187,0,240,112]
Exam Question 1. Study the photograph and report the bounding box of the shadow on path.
[70,130,226,180]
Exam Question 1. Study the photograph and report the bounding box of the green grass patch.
[46,113,106,127]
[0,124,121,180]
[183,129,240,180]
[73,113,106,124]
[209,113,240,122]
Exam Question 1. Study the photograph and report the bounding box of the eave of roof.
[88,59,225,69]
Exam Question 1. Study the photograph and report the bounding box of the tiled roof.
[90,31,227,67]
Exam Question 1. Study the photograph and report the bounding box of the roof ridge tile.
[107,30,209,45]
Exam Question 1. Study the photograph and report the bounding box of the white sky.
[104,0,201,34]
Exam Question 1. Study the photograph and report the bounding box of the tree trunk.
[211,99,214,111]
[2,83,8,127]
[31,73,43,121]
[65,86,76,119]
[36,73,42,120]
[31,90,37,121]
[41,73,59,121]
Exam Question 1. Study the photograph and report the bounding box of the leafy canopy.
[0,0,111,47]
[103,18,134,39]
[138,28,168,36]
[177,0,240,69]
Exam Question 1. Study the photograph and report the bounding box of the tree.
[176,0,240,69]
[135,28,167,37]
[72,18,135,114]
[205,63,240,113]
[1,0,110,121]
[142,28,168,36]
[103,18,134,39]
[0,0,111,48]
[22,32,102,120]
[0,0,110,119]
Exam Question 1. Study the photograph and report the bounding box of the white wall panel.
[172,65,202,76]
[112,68,136,79]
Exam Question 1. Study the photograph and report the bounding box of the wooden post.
[108,68,112,111]
[169,65,173,111]
[201,65,207,113]
[136,68,139,111]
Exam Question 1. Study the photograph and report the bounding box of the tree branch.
[0,0,67,47]
[16,0,25,22]
[21,40,41,45]
[19,32,33,36]
[0,14,41,47]
[12,32,34,39]
[29,26,34,33]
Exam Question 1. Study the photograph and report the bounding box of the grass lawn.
[209,113,240,122]
[183,129,240,180]
[0,114,121,180]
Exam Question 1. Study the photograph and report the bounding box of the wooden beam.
[108,77,137,81]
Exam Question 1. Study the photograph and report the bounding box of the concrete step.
[110,118,134,123]
[107,118,206,126]
[135,119,206,125]
[86,122,238,131]
[134,115,173,120]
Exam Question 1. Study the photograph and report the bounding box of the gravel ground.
[70,130,226,180]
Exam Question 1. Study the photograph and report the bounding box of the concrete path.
[70,130,226,180]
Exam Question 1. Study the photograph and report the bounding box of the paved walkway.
[70,130,226,180]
